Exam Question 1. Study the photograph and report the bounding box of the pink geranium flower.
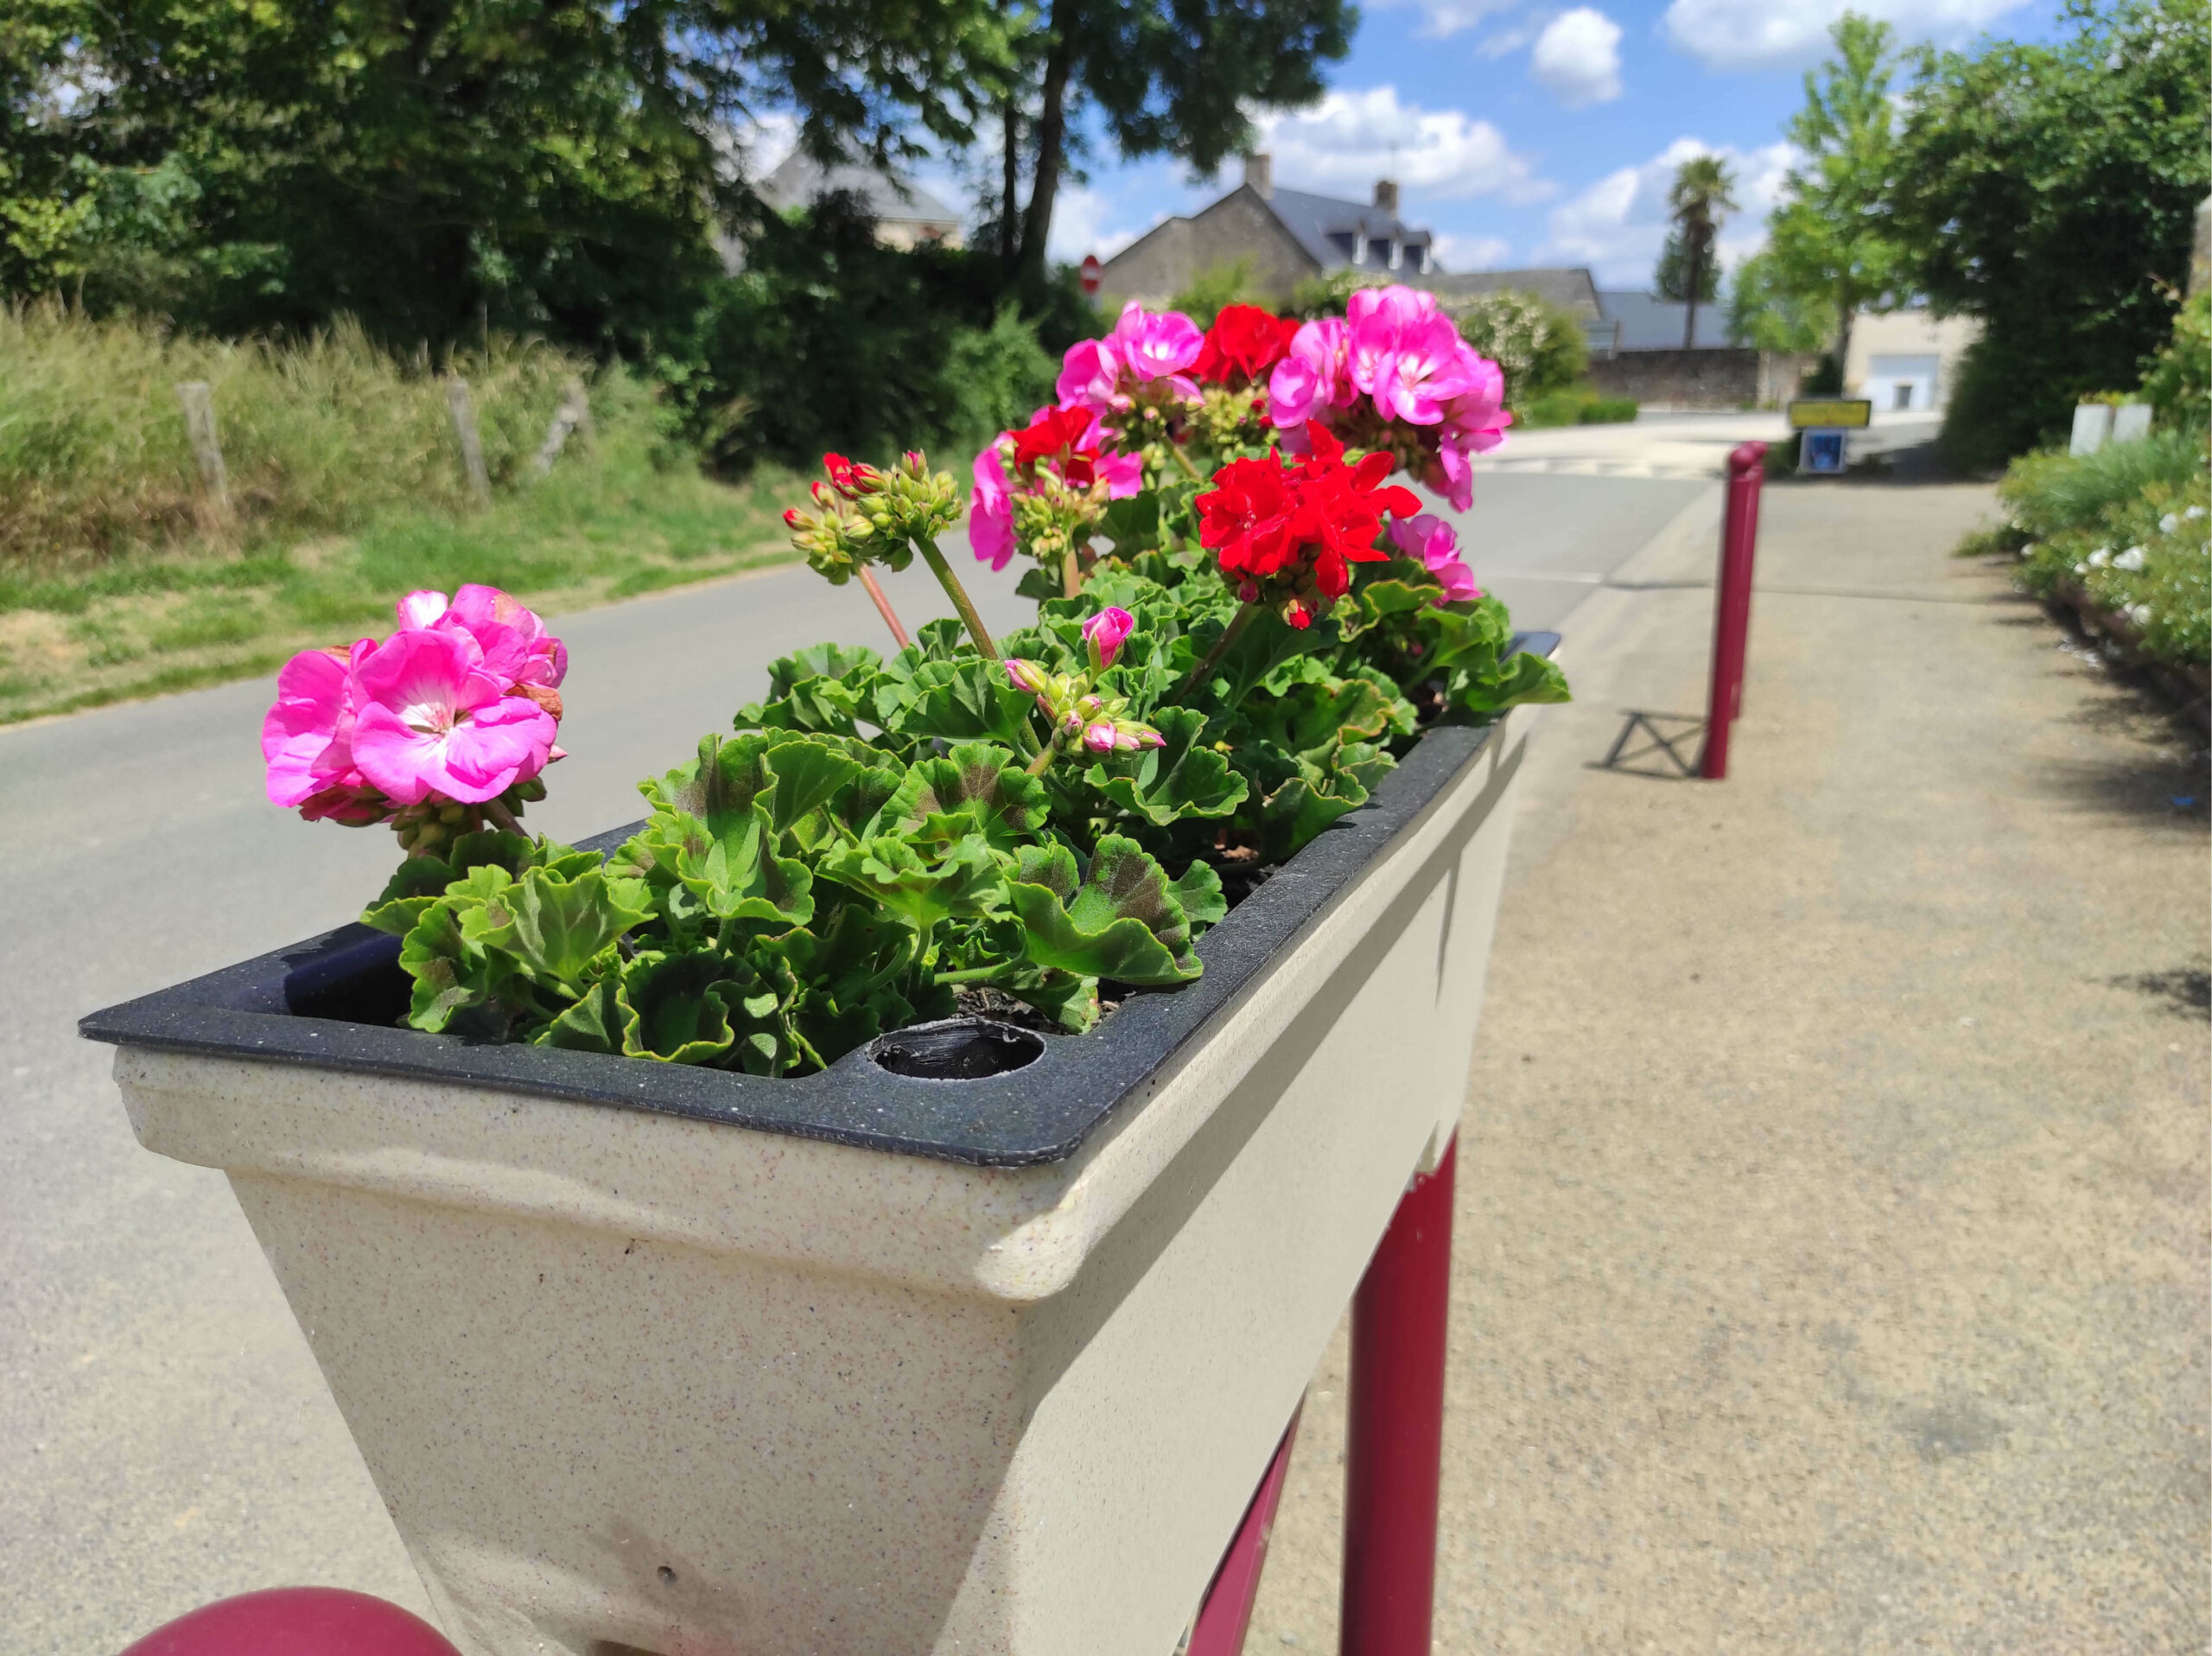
[1055,338,1122,414]
[1389,513,1484,606]
[263,644,368,809]
[349,629,558,806]
[1105,303,1203,393]
[1268,318,1355,429]
[397,585,567,690]
[970,443,1018,570]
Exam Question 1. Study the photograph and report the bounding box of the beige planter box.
[86,672,1551,1656]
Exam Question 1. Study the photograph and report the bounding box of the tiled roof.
[1259,185,1432,269]
[1420,268,1602,319]
[1597,290,1732,351]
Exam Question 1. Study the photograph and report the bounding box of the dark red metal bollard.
[1700,442,1770,780]
[118,1587,462,1656]
[1340,1134,1459,1655]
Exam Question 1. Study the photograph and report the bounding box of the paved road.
[0,435,1711,1651]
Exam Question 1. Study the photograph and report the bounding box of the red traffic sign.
[1079,254,1103,296]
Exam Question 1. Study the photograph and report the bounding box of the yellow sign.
[1788,398,1872,430]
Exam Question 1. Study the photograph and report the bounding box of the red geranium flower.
[1196,425,1421,626]
[1008,404,1105,485]
[1194,304,1304,389]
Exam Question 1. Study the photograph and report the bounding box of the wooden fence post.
[175,381,232,523]
[446,377,493,506]
[531,379,593,475]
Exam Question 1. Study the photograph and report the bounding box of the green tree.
[994,0,1353,283]
[2,0,1010,349]
[1891,0,2210,464]
[1761,15,1906,371]
[1654,229,1722,304]
[1664,156,1737,349]
[1726,249,1829,354]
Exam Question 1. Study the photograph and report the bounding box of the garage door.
[1869,353,1940,412]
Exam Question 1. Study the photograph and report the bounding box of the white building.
[1844,309,1982,413]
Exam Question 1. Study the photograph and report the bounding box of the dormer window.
[1351,233,1368,265]
[1386,239,1402,271]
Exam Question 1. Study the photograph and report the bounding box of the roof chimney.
[1243,152,1273,200]
[1374,178,1399,215]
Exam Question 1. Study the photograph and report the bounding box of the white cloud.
[1538,137,1796,286]
[1255,86,1550,205]
[1662,0,2027,69]
[1392,0,1522,39]
[1431,232,1515,271]
[1048,187,1143,264]
[1530,8,1624,106]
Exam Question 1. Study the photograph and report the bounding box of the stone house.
[755,152,965,252]
[1096,155,1437,309]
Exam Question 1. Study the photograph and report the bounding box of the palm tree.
[1667,156,1739,350]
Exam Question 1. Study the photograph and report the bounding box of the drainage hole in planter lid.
[870,1018,1045,1080]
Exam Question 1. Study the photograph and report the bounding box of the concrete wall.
[1586,348,1763,409]
[1096,188,1317,311]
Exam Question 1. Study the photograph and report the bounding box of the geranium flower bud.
[1082,721,1121,754]
[1005,658,1054,697]
[1083,605,1136,670]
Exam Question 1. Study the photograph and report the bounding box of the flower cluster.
[1005,608,1166,757]
[784,451,961,583]
[970,404,1144,574]
[1058,303,1206,416]
[1196,427,1423,628]
[1268,288,1510,512]
[263,586,564,850]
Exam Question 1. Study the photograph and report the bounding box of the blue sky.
[1033,0,2068,287]
[736,0,2070,290]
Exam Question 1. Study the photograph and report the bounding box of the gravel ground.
[1243,476,2210,1653]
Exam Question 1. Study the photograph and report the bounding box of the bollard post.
[1340,1135,1457,1655]
[1700,442,1768,780]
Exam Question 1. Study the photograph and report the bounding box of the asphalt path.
[0,455,1707,1651]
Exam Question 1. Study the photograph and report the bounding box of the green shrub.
[1169,259,1264,328]
[1987,431,2211,672]
[0,303,624,564]
[1998,430,2206,543]
[1518,385,1639,429]
[1435,290,1589,407]
[661,199,1079,474]
[2142,286,2211,436]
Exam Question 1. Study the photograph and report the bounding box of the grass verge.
[0,445,797,724]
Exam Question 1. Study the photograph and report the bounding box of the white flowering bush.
[1991,431,2211,673]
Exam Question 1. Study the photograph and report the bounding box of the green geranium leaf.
[818,833,1005,932]
[615,952,740,1064]
[1008,834,1200,985]
[470,864,651,995]
[1242,674,1413,764]
[1170,861,1228,930]
[1005,841,1080,901]
[398,900,506,1036]
[1097,491,1166,557]
[759,736,866,837]
[540,978,622,1054]
[1014,565,1065,602]
[890,742,1050,850]
[1448,646,1572,717]
[1255,763,1374,863]
[877,657,1039,749]
[1082,705,1249,826]
[653,801,815,926]
[361,831,546,936]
